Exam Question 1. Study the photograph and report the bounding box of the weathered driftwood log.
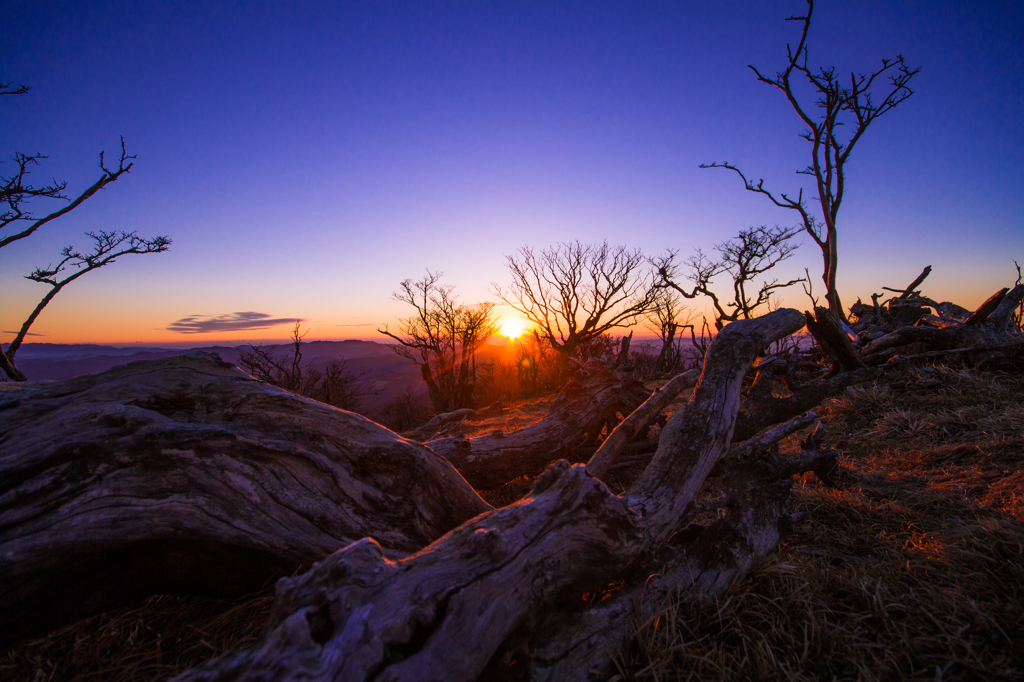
[805,306,866,372]
[530,439,841,680]
[402,402,507,441]
[426,360,651,489]
[917,296,971,323]
[627,309,808,540]
[965,287,1008,326]
[175,461,642,682]
[896,265,932,299]
[0,353,490,645]
[403,408,478,440]
[730,409,821,462]
[986,283,1024,331]
[586,368,701,479]
[175,310,817,681]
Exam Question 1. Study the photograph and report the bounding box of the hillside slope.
[3,362,1022,680]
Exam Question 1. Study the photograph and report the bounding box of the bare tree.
[1,81,171,381]
[379,271,500,412]
[239,322,308,392]
[701,0,920,319]
[645,289,697,374]
[492,241,656,362]
[654,224,803,330]
[239,322,376,412]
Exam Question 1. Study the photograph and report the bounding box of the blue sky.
[2,0,1021,344]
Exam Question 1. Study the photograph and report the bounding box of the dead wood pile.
[847,267,1024,368]
[3,273,1021,680]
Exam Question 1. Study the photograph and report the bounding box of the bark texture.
[629,309,807,541]
[805,306,866,372]
[175,309,817,682]
[0,353,490,645]
[175,461,641,682]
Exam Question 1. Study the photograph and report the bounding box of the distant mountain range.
[3,340,526,416]
[4,337,672,416]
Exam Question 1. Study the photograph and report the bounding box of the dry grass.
[5,365,1023,681]
[456,394,558,438]
[614,364,1024,681]
[1,590,275,682]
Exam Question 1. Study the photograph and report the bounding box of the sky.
[2,0,1021,346]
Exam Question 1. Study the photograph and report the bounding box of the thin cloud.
[167,312,303,334]
[2,331,47,336]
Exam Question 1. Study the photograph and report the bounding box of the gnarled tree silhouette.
[1,80,170,381]
[492,240,657,368]
[654,224,803,330]
[701,0,920,319]
[379,271,499,412]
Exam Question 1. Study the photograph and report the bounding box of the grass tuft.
[2,590,274,682]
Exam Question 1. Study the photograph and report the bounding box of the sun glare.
[500,317,530,340]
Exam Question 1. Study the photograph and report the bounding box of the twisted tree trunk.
[0,353,490,645]
[176,309,820,682]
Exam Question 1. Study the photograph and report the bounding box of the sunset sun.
[499,317,530,340]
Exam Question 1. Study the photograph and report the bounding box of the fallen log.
[607,410,823,480]
[175,461,642,682]
[401,402,508,441]
[175,309,819,681]
[897,265,932,299]
[531,439,841,680]
[426,360,651,490]
[0,353,490,645]
[965,287,1008,326]
[403,408,479,440]
[586,368,700,479]
[734,367,881,442]
[860,284,1024,360]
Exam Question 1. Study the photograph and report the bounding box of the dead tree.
[702,0,921,319]
[805,306,866,373]
[378,271,499,412]
[586,367,701,479]
[1014,260,1023,332]
[645,289,696,373]
[654,224,803,330]
[1,82,170,381]
[174,309,835,682]
[239,323,377,412]
[0,353,490,645]
[238,322,308,392]
[492,241,657,364]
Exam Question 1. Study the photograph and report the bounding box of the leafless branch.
[6,231,170,365]
[701,0,920,320]
[492,241,656,358]
[380,271,499,412]
[1,138,136,250]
